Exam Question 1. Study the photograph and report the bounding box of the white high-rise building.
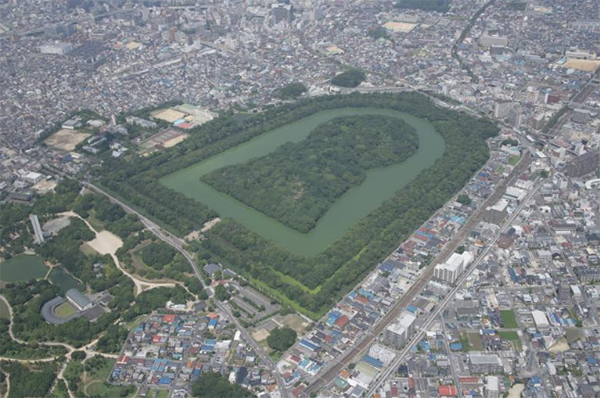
[384,312,416,349]
[434,252,474,284]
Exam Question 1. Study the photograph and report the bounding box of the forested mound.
[201,115,418,232]
[95,92,498,317]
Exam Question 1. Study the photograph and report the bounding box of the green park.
[97,92,498,317]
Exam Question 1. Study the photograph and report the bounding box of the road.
[366,178,542,397]
[304,152,532,395]
[84,182,291,398]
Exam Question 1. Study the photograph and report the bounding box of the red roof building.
[335,315,350,329]
[163,314,176,323]
[439,385,458,397]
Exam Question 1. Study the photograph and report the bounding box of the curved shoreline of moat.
[160,107,445,256]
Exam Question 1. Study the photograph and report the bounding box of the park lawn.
[85,381,136,398]
[155,390,169,398]
[500,309,518,328]
[54,302,78,318]
[498,330,522,350]
[509,155,520,166]
[0,254,48,282]
[0,299,10,319]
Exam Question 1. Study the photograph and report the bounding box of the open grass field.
[155,390,169,398]
[85,381,136,398]
[0,254,48,282]
[44,128,91,151]
[500,309,518,328]
[508,155,520,166]
[54,301,78,317]
[498,330,522,350]
[0,298,10,319]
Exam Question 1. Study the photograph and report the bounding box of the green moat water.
[160,108,445,256]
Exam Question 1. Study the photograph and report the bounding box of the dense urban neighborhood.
[1,0,600,397]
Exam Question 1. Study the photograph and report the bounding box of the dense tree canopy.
[93,92,498,317]
[202,115,418,232]
[141,242,177,269]
[214,284,231,301]
[330,69,366,88]
[191,372,255,398]
[457,193,472,205]
[267,327,297,352]
[0,362,56,398]
[367,26,390,40]
[277,82,308,99]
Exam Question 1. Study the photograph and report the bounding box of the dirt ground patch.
[163,134,188,148]
[87,230,123,255]
[152,108,186,123]
[281,314,312,335]
[45,129,91,151]
[563,58,600,72]
[549,337,570,352]
[252,328,270,342]
[383,21,417,33]
[507,384,524,398]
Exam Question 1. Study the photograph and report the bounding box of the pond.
[48,267,83,294]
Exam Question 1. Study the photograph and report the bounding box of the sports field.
[54,301,78,317]
[44,129,91,151]
[563,58,600,72]
[383,21,417,33]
